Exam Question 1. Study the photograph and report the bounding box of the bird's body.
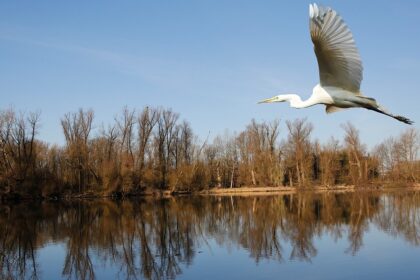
[259,3,413,125]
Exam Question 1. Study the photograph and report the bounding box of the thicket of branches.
[0,106,418,197]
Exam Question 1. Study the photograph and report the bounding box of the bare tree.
[375,128,420,182]
[284,118,314,187]
[90,124,119,191]
[137,107,159,187]
[115,107,136,192]
[116,107,136,162]
[397,128,419,182]
[236,119,282,187]
[0,108,40,190]
[318,137,341,186]
[154,109,179,189]
[342,122,366,185]
[61,109,94,193]
[179,121,194,165]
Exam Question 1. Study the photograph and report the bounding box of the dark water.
[1,191,420,280]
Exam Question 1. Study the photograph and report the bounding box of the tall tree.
[284,118,314,187]
[61,109,94,192]
[0,109,40,190]
[342,122,366,184]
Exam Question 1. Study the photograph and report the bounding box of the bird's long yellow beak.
[258,96,278,104]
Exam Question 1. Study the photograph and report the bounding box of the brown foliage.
[0,108,41,192]
[0,106,418,197]
[374,128,419,182]
[284,118,313,187]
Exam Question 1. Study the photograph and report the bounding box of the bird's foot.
[395,115,414,125]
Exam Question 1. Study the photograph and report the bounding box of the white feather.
[309,4,314,18]
[313,3,319,17]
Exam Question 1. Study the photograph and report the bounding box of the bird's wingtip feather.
[313,3,319,16]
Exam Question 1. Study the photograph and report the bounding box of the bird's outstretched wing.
[309,3,363,92]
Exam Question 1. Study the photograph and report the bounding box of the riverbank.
[198,183,420,196]
[2,183,420,201]
[199,185,354,196]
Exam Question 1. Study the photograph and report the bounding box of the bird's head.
[258,94,304,108]
[258,95,283,104]
[258,94,294,104]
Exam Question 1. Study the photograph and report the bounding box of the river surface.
[1,190,420,280]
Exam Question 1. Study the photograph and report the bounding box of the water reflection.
[1,191,420,279]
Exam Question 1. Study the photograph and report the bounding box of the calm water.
[1,191,420,280]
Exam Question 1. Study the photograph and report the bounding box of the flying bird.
[259,3,413,125]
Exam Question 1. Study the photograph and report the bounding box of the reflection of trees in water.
[375,191,420,246]
[1,191,420,279]
[61,202,99,280]
[0,203,43,280]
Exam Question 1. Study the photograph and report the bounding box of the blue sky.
[0,0,419,147]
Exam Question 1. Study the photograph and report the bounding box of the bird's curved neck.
[282,94,318,109]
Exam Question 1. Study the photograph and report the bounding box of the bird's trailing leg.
[350,96,413,125]
[373,108,413,125]
[365,101,413,125]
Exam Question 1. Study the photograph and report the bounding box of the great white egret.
[259,3,413,125]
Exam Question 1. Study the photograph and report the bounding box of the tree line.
[0,106,418,197]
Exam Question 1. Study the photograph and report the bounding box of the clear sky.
[0,0,419,148]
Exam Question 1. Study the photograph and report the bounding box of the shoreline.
[2,183,420,202]
[197,184,420,196]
